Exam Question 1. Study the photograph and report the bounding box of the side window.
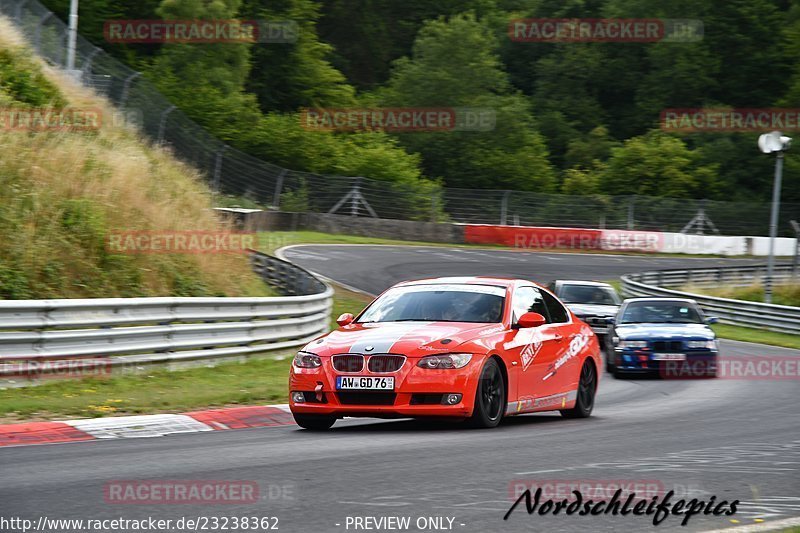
[512,286,549,323]
[541,290,570,323]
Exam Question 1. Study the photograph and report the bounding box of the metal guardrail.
[0,252,333,379]
[621,265,800,334]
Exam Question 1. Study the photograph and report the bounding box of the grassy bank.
[0,17,268,298]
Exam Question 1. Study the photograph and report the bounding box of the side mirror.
[606,317,616,325]
[516,312,547,329]
[336,313,355,327]
[706,316,719,325]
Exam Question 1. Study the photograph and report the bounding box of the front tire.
[293,413,336,430]
[466,358,505,429]
[561,360,597,419]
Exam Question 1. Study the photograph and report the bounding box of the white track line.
[701,516,800,532]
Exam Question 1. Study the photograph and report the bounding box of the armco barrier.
[621,265,800,334]
[0,252,332,380]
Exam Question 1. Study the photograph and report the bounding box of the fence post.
[34,12,52,53]
[15,0,29,21]
[157,105,176,144]
[82,46,101,78]
[60,27,67,67]
[351,178,361,217]
[119,71,141,107]
[212,146,227,194]
[627,196,635,230]
[791,220,800,279]
[273,169,287,209]
[500,190,511,225]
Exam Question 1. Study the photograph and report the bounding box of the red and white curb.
[0,404,294,447]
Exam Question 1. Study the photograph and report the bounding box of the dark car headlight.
[617,340,648,349]
[293,351,322,368]
[686,340,716,349]
[417,353,472,369]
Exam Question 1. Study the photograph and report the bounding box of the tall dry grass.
[0,15,270,298]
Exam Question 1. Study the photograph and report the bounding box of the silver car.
[548,280,621,337]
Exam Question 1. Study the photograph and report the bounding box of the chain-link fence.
[3,0,799,236]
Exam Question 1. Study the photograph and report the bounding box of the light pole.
[65,0,79,76]
[757,131,792,304]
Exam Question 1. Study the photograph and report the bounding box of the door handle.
[553,334,564,342]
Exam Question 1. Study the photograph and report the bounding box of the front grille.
[368,354,405,373]
[332,354,364,372]
[653,341,683,352]
[337,392,397,406]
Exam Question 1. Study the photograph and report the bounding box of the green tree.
[600,131,720,198]
[378,13,555,191]
[144,0,263,142]
[240,0,355,112]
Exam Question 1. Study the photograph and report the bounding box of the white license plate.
[336,376,395,390]
[653,353,686,361]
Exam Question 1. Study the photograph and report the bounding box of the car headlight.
[293,351,322,368]
[686,340,716,349]
[417,353,472,369]
[618,340,648,349]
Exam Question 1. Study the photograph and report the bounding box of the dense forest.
[42,0,800,203]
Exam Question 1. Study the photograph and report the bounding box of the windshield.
[620,301,703,324]
[357,284,506,324]
[560,284,620,305]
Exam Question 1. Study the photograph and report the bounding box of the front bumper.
[613,349,718,374]
[575,316,611,336]
[289,357,483,418]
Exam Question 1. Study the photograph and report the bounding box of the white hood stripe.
[348,322,433,354]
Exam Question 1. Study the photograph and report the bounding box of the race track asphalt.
[2,245,798,533]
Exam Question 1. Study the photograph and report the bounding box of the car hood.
[566,303,619,317]
[304,321,499,356]
[615,323,715,340]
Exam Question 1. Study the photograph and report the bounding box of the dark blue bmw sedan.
[607,298,719,378]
